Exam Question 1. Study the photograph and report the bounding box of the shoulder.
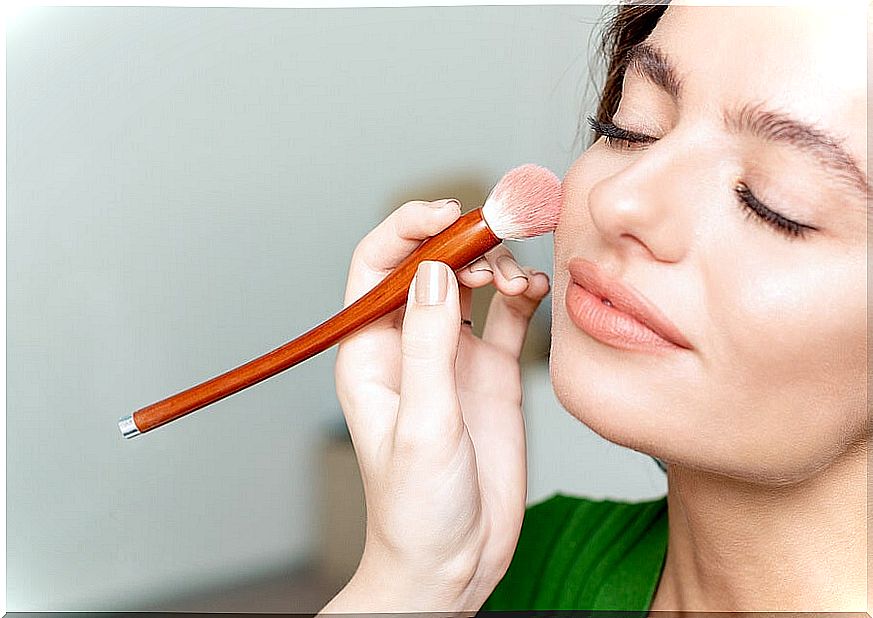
[480,492,668,611]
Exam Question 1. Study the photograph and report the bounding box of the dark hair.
[579,2,670,150]
[587,3,671,474]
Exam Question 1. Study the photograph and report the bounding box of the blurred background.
[7,4,667,612]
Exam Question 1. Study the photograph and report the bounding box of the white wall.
[7,5,664,611]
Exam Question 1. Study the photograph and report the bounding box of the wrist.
[319,547,485,614]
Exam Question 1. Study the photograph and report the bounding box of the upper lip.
[567,257,693,350]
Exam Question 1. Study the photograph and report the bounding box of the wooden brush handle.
[123,208,500,436]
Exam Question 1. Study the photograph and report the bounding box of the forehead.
[644,5,867,165]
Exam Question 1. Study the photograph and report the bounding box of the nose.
[587,144,698,264]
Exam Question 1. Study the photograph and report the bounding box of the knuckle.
[349,244,363,269]
[335,358,362,398]
[350,235,365,260]
[400,199,430,211]
[350,240,376,272]
[390,210,408,240]
[342,384,382,415]
[352,204,415,259]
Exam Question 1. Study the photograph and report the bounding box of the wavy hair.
[578,2,670,151]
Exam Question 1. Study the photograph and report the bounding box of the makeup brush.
[118,164,562,438]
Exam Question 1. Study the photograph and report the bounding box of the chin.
[547,304,729,476]
[548,322,675,455]
[548,327,859,487]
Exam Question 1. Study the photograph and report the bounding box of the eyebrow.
[624,42,870,208]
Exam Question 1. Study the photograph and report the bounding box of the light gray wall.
[7,5,664,611]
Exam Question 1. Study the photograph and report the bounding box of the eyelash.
[586,115,817,240]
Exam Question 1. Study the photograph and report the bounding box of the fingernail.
[496,255,529,281]
[468,258,493,274]
[429,198,460,209]
[415,261,447,305]
[530,269,549,285]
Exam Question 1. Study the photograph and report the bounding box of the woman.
[320,1,868,612]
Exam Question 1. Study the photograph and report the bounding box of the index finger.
[343,199,462,306]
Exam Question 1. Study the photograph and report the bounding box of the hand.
[320,198,551,613]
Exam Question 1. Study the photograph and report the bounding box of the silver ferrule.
[118,415,141,439]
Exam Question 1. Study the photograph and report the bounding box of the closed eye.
[586,115,818,241]
[587,116,655,149]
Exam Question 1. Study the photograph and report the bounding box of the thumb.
[394,260,464,448]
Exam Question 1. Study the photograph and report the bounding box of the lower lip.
[565,282,680,352]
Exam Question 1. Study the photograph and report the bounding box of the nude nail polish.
[415,261,447,305]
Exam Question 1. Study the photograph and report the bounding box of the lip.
[565,257,693,351]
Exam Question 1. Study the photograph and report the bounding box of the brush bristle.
[482,164,563,240]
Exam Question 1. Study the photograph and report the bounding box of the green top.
[480,492,669,611]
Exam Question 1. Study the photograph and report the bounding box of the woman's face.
[550,3,868,485]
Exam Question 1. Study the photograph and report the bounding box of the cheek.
[709,247,866,392]
[554,149,606,266]
[700,242,868,474]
